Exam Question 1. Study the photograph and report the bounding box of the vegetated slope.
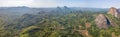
[19,13,120,37]
[4,10,100,37]
[1,7,120,37]
[19,12,97,37]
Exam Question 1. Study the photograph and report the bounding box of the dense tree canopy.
[0,7,120,37]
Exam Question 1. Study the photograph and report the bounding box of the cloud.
[30,0,86,7]
[0,0,87,7]
[0,0,120,8]
[0,0,86,7]
[0,0,34,7]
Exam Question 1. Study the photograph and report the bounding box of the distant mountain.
[70,7,108,12]
[0,6,108,23]
[1,6,120,37]
[0,7,38,23]
[0,6,108,15]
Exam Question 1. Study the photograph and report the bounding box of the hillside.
[0,7,120,37]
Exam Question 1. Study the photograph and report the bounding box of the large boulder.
[95,14,110,29]
[108,7,119,18]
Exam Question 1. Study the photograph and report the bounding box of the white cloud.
[0,0,86,8]
[0,0,34,7]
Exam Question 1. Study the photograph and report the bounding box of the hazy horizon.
[0,0,120,8]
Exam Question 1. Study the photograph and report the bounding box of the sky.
[0,0,120,8]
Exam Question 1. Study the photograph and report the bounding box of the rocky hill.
[95,7,120,29]
[95,14,110,29]
[108,7,120,18]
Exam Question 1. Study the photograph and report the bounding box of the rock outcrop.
[108,7,119,18]
[95,14,110,29]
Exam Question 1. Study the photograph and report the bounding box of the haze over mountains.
[0,6,120,37]
[0,6,108,22]
[1,0,120,37]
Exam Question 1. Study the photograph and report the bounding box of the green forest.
[0,7,120,37]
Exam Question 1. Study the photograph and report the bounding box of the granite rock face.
[95,14,110,29]
[108,7,119,18]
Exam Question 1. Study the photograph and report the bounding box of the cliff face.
[108,7,119,18]
[95,14,110,29]
[95,7,120,29]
